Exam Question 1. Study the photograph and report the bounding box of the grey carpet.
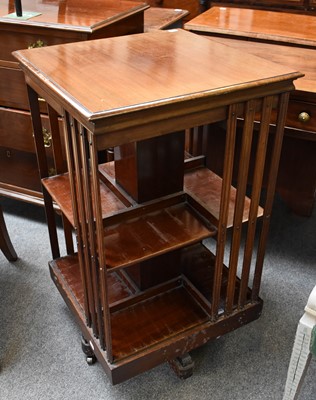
[0,195,315,400]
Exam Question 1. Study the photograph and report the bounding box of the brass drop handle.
[298,111,311,123]
[28,39,45,49]
[42,128,52,148]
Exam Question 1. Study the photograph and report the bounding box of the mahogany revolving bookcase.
[13,29,302,384]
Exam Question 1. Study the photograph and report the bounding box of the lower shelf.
[110,279,209,361]
[49,242,261,381]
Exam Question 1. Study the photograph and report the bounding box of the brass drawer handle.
[48,167,56,177]
[43,128,52,148]
[28,39,45,49]
[298,111,311,123]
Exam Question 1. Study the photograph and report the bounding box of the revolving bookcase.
[14,29,302,384]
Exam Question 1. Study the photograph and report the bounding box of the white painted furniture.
[283,285,316,399]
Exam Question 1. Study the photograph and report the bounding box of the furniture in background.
[0,203,17,261]
[185,7,316,216]
[146,0,201,21]
[144,7,189,31]
[205,0,316,13]
[0,0,148,207]
[283,285,316,400]
[14,28,301,384]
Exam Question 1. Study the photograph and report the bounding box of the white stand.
[283,285,316,400]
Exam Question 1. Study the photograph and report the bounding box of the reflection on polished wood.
[184,7,316,47]
[1,0,148,30]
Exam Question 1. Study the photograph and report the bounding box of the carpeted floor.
[0,195,315,400]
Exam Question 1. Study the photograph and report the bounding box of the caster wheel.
[86,355,97,365]
[81,335,97,365]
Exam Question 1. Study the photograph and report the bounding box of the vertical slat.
[89,134,113,360]
[211,103,237,320]
[78,124,104,342]
[47,104,74,255]
[69,117,98,335]
[238,95,273,308]
[252,92,290,301]
[63,112,91,326]
[225,99,256,315]
[27,85,60,259]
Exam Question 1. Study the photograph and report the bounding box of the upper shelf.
[43,161,262,232]
[184,166,264,228]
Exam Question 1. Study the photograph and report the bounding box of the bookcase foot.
[168,353,194,379]
[81,336,97,365]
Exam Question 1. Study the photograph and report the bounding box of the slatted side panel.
[224,99,256,315]
[211,92,289,318]
[238,95,273,308]
[211,103,238,320]
[63,112,113,359]
[251,92,290,301]
[88,128,113,360]
[63,112,92,328]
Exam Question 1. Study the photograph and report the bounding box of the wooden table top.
[205,36,316,96]
[13,29,302,125]
[0,0,148,31]
[184,7,316,48]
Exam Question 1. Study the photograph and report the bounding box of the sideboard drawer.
[0,107,64,155]
[286,100,315,133]
[0,146,42,192]
[0,65,29,109]
[0,107,35,153]
[0,64,47,111]
[0,28,81,62]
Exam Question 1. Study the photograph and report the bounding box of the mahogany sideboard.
[206,0,316,13]
[185,7,316,216]
[14,29,302,383]
[0,0,148,206]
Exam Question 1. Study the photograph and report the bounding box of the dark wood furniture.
[0,203,17,261]
[144,7,189,31]
[206,0,316,13]
[14,29,301,384]
[185,7,316,216]
[146,0,201,21]
[0,0,148,206]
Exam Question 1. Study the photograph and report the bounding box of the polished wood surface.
[15,29,302,383]
[0,0,147,206]
[184,9,316,215]
[144,7,189,31]
[185,7,316,47]
[208,0,316,12]
[14,29,301,124]
[1,0,148,30]
[207,36,316,112]
[145,0,201,21]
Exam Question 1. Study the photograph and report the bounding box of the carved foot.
[81,336,97,365]
[168,353,194,379]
